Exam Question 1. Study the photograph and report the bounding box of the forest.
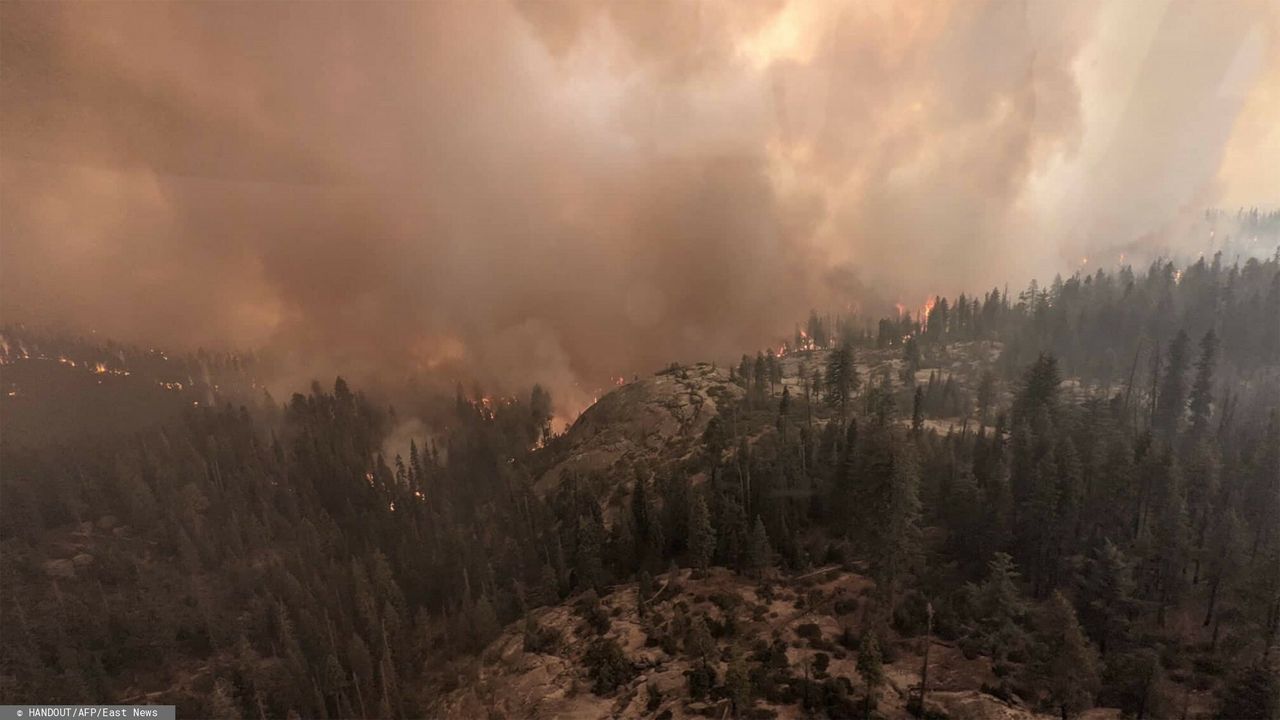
[1,251,1278,719]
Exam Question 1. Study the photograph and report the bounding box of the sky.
[2,0,1277,416]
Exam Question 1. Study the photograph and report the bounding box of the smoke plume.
[2,0,1276,415]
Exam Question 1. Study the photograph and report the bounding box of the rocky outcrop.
[432,568,1088,720]
[535,363,741,493]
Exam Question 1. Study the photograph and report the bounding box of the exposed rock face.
[536,343,1011,497]
[535,363,741,493]
[433,568,1073,720]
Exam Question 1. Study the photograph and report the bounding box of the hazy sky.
[2,0,1277,414]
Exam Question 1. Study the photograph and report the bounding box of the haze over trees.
[1,252,1278,718]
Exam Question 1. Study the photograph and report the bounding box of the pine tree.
[1031,592,1100,720]
[1216,658,1279,720]
[471,595,500,649]
[726,652,753,717]
[1155,330,1191,437]
[1013,354,1061,426]
[1077,539,1135,655]
[825,341,858,417]
[685,616,716,668]
[689,492,716,572]
[1187,330,1218,437]
[862,436,921,615]
[972,552,1029,662]
[857,631,884,720]
[746,516,773,578]
[575,512,606,591]
[911,385,925,435]
[976,370,996,425]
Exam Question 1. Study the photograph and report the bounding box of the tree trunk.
[917,603,933,717]
[1202,574,1221,627]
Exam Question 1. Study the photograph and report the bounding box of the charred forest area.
[2,252,1279,719]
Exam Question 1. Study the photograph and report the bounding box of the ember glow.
[1,0,1277,414]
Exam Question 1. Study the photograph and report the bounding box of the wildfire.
[794,328,816,351]
[89,362,129,376]
[158,381,184,391]
[613,376,626,386]
[917,296,937,330]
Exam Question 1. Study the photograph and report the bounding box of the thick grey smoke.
[2,0,1276,417]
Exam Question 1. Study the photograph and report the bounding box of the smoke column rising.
[2,0,1276,415]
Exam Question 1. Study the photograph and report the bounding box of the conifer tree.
[1187,330,1218,437]
[1155,330,1191,437]
[971,552,1029,662]
[1077,539,1135,655]
[1216,659,1279,720]
[912,385,925,435]
[726,652,752,717]
[746,516,773,578]
[857,631,884,720]
[689,492,716,572]
[1031,592,1100,720]
[825,341,858,417]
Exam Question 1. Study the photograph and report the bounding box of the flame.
[613,376,626,386]
[794,328,816,351]
[916,296,937,330]
[1080,256,1089,266]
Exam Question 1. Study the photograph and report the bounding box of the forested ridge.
[1,253,1278,719]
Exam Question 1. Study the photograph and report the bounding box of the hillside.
[2,255,1278,719]
[433,567,1136,720]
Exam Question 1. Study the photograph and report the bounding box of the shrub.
[574,591,611,635]
[645,682,662,712]
[710,591,742,612]
[583,638,636,695]
[522,617,561,654]
[796,623,822,641]
[685,664,716,700]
